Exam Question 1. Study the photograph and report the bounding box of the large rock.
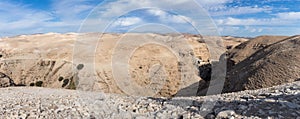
[0,72,15,87]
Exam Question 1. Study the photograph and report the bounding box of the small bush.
[67,79,76,90]
[35,81,43,87]
[226,45,233,50]
[77,64,84,70]
[62,79,69,87]
[58,76,64,81]
[29,83,35,86]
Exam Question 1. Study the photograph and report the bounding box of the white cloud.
[211,6,272,16]
[217,11,300,27]
[245,26,263,33]
[1,0,298,37]
[148,9,165,17]
[96,0,217,18]
[79,0,203,33]
[52,0,95,20]
[216,17,290,26]
[215,11,300,36]
[216,17,258,25]
[0,0,222,36]
[197,0,232,9]
[198,0,274,17]
[147,9,194,24]
[0,0,98,36]
[98,0,152,18]
[198,0,231,5]
[113,17,143,26]
[277,12,300,20]
[0,1,53,33]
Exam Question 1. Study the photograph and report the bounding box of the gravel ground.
[0,81,299,119]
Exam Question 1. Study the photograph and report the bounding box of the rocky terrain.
[0,33,246,97]
[1,33,299,118]
[0,80,298,118]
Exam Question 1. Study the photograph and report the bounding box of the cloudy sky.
[0,0,299,37]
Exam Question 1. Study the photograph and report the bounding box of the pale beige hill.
[81,33,203,97]
[0,33,78,89]
[228,35,288,66]
[223,35,300,93]
[0,33,244,97]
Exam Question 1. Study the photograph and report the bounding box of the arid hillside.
[227,35,289,66]
[224,35,300,93]
[2,33,298,97]
[1,33,300,118]
[0,33,247,97]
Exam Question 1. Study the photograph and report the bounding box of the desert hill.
[2,33,298,97]
[227,35,289,67]
[224,35,300,93]
[0,33,246,97]
[0,33,299,118]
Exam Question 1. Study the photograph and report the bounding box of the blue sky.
[0,0,299,37]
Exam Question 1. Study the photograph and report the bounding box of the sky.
[0,0,299,37]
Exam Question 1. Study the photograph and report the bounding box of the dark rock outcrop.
[0,72,15,87]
